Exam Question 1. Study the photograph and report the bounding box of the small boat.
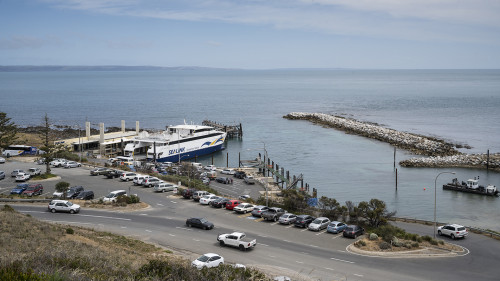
[443,177,498,197]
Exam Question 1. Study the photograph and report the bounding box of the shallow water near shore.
[1,69,499,230]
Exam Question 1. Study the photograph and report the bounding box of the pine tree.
[0,112,18,151]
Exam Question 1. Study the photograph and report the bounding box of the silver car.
[308,217,331,231]
[279,213,297,225]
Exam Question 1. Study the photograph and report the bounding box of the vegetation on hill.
[0,205,269,281]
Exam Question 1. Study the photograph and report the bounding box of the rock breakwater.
[400,154,500,171]
[284,112,460,156]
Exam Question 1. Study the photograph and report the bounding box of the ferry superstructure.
[124,124,226,162]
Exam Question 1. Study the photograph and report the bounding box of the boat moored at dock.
[124,124,226,163]
[443,177,498,197]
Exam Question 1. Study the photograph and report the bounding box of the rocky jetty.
[284,112,460,156]
[400,154,500,171]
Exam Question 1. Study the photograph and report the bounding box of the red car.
[22,184,44,197]
[225,200,240,210]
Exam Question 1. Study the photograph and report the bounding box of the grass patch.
[0,206,271,280]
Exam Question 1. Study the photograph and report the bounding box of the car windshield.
[312,219,322,224]
[197,255,210,262]
[345,227,354,231]
[66,201,73,206]
[457,227,466,231]
[25,187,35,191]
[200,218,208,223]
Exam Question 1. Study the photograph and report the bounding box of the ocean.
[1,69,500,230]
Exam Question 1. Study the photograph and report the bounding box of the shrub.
[417,236,423,243]
[429,239,438,245]
[411,242,420,248]
[127,194,140,204]
[379,241,391,250]
[438,240,444,245]
[355,240,366,247]
[422,235,432,242]
[66,228,74,234]
[369,233,378,240]
[2,205,15,212]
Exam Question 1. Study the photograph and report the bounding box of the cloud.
[0,35,61,50]
[39,0,500,44]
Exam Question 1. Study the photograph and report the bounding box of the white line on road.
[170,201,177,204]
[325,267,335,271]
[283,240,291,243]
[121,226,127,229]
[156,203,164,206]
[316,230,327,235]
[77,214,131,221]
[193,239,200,242]
[295,261,304,264]
[301,228,308,232]
[330,257,355,264]
[257,234,268,238]
[308,244,319,248]
[169,234,175,237]
[331,234,342,239]
[259,243,269,247]
[353,274,363,277]
[145,230,152,233]
[175,227,192,231]
[43,220,92,225]
[300,252,309,255]
[140,213,148,216]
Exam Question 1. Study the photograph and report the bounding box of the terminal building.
[56,120,140,158]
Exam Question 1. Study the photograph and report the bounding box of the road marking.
[44,220,92,225]
[140,213,148,216]
[300,252,309,255]
[330,257,355,264]
[286,225,294,228]
[257,234,267,238]
[193,239,200,242]
[121,226,127,229]
[169,234,175,237]
[77,214,131,221]
[271,222,279,225]
[176,227,192,231]
[269,255,276,258]
[354,274,363,277]
[331,234,342,239]
[156,203,164,206]
[238,213,252,218]
[295,261,304,264]
[301,228,309,232]
[259,243,269,247]
[283,240,291,243]
[316,230,327,235]
[145,230,152,233]
[325,267,335,271]
[308,244,319,248]
[170,201,177,204]
[338,250,346,253]
[254,218,264,222]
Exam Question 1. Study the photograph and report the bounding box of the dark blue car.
[10,183,29,194]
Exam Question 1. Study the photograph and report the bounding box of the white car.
[204,165,216,171]
[133,175,152,185]
[199,194,219,205]
[48,200,80,214]
[15,172,30,182]
[221,168,235,175]
[191,253,224,269]
[233,203,255,214]
[28,167,41,176]
[63,161,81,168]
[153,183,178,193]
[0,157,5,164]
[437,224,468,239]
[120,172,137,181]
[50,159,67,167]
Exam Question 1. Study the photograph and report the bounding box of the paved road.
[2,159,500,280]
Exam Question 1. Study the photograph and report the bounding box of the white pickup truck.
[217,232,256,251]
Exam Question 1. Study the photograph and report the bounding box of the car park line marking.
[286,225,294,228]
[301,228,308,232]
[176,227,193,231]
[45,220,92,225]
[254,218,264,222]
[193,239,200,242]
[271,222,279,225]
[295,261,304,264]
[156,203,164,206]
[259,243,269,247]
[331,234,342,239]
[257,234,267,238]
[145,230,152,233]
[78,214,131,221]
[330,257,354,264]
[169,234,175,237]
[238,213,252,218]
[283,240,291,243]
[325,267,335,271]
[316,230,327,235]
[170,201,177,204]
[140,213,148,216]
[338,250,346,253]
[121,226,127,229]
[308,244,319,248]
[353,274,363,277]
[300,252,309,255]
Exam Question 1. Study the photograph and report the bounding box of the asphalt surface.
[2,158,500,280]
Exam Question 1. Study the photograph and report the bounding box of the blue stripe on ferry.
[155,144,225,163]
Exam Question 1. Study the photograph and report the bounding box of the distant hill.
[0,65,225,72]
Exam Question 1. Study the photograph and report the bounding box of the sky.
[1,0,499,69]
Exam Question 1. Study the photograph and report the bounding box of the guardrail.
[391,216,500,240]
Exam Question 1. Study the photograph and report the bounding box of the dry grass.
[0,205,270,280]
[354,237,463,252]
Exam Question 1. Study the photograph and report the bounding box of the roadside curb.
[346,243,469,258]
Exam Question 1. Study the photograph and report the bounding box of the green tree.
[0,112,18,151]
[317,196,341,220]
[38,114,67,175]
[281,189,310,213]
[357,198,396,227]
[55,181,70,199]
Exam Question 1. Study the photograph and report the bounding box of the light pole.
[434,171,455,238]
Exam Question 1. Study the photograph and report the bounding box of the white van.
[103,190,127,203]
[191,163,203,170]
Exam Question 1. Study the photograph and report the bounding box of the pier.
[202,120,243,139]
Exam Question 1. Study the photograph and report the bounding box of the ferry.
[443,177,498,197]
[124,124,226,163]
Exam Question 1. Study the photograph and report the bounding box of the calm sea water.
[1,69,500,230]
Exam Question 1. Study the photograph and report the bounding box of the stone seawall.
[284,112,460,156]
[400,154,500,171]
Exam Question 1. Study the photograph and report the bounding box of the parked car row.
[50,158,82,168]
[10,183,44,196]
